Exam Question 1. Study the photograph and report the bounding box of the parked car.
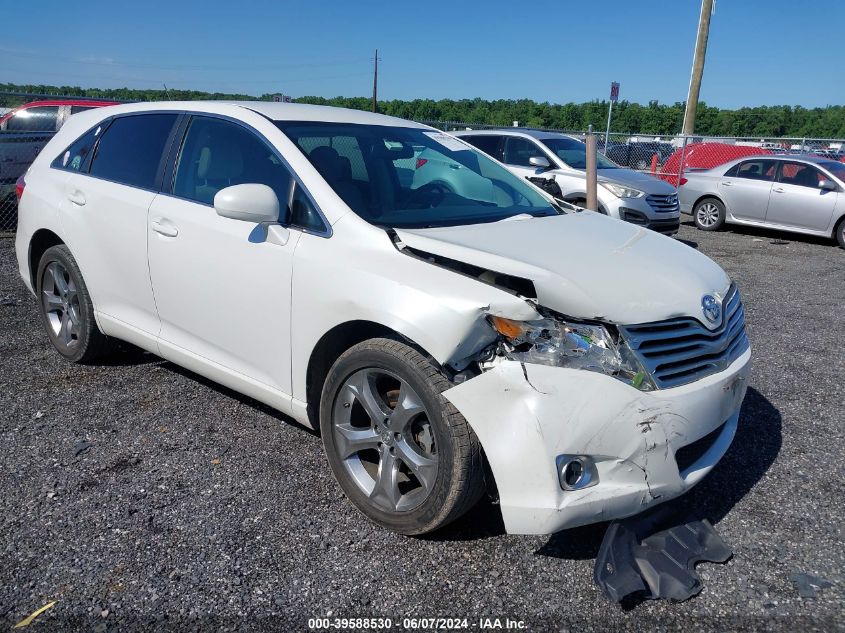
[453,129,681,235]
[0,100,118,227]
[604,141,674,171]
[16,101,750,536]
[679,154,845,247]
[660,142,774,186]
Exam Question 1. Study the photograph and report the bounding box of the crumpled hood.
[395,212,731,327]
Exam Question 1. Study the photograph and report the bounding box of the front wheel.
[320,339,485,535]
[835,216,845,248]
[694,198,726,231]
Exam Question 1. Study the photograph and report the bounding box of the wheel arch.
[304,320,439,429]
[692,193,725,213]
[832,213,845,239]
[28,228,65,290]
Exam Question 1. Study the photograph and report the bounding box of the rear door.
[718,158,777,221]
[59,112,180,340]
[765,161,837,231]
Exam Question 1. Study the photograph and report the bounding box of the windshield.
[820,160,845,182]
[541,137,620,169]
[276,122,557,228]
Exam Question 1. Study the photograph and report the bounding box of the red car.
[0,99,120,132]
[659,142,774,186]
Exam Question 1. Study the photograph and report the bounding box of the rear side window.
[70,105,96,115]
[462,135,503,160]
[6,106,59,132]
[89,114,178,189]
[731,159,776,181]
[52,122,107,172]
[172,116,293,207]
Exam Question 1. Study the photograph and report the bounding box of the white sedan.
[15,101,750,535]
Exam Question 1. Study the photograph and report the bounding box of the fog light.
[556,455,599,491]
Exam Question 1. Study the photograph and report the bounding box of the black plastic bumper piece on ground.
[594,505,732,603]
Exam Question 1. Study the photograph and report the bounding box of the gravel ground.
[0,221,843,632]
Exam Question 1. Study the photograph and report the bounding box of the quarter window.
[51,123,106,172]
[172,116,292,207]
[6,106,59,132]
[89,114,178,189]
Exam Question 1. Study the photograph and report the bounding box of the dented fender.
[443,348,751,535]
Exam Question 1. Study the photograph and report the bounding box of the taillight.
[679,177,688,186]
[15,175,25,201]
[415,158,428,169]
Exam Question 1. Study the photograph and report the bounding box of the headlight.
[600,182,645,198]
[488,315,655,391]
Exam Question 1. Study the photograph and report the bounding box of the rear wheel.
[320,338,484,535]
[835,216,845,248]
[36,245,115,363]
[694,198,726,231]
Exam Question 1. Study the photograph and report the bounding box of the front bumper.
[443,348,751,535]
[603,195,680,236]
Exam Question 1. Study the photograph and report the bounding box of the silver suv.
[453,129,681,235]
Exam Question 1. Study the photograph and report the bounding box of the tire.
[835,216,845,248]
[319,338,485,535]
[36,245,115,363]
[693,197,726,231]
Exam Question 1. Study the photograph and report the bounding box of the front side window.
[462,135,503,160]
[277,122,557,229]
[6,106,59,132]
[51,122,106,172]
[541,137,619,169]
[89,114,178,189]
[503,137,546,167]
[70,105,96,115]
[778,162,825,188]
[818,160,845,183]
[173,116,292,207]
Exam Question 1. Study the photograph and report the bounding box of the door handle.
[773,187,785,193]
[67,190,86,206]
[151,219,179,237]
[721,181,732,187]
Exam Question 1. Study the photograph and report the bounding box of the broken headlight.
[488,315,655,391]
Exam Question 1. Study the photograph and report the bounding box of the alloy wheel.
[41,261,81,349]
[331,368,438,513]
[697,202,720,228]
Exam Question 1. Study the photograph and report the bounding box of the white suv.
[15,101,750,536]
[454,129,682,235]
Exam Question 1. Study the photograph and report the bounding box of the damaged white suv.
[15,102,751,536]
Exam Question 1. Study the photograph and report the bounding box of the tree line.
[2,82,844,139]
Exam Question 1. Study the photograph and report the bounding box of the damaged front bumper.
[443,348,751,535]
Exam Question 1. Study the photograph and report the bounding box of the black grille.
[646,193,680,213]
[675,421,727,474]
[619,285,749,388]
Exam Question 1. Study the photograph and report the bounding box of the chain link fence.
[2,96,845,233]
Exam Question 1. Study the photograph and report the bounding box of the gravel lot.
[0,221,843,632]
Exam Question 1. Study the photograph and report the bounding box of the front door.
[765,161,838,231]
[147,115,300,396]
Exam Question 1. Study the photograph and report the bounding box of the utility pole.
[682,0,714,135]
[372,49,380,113]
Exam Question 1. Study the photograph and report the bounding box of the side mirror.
[819,179,838,191]
[529,156,551,170]
[214,183,280,223]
